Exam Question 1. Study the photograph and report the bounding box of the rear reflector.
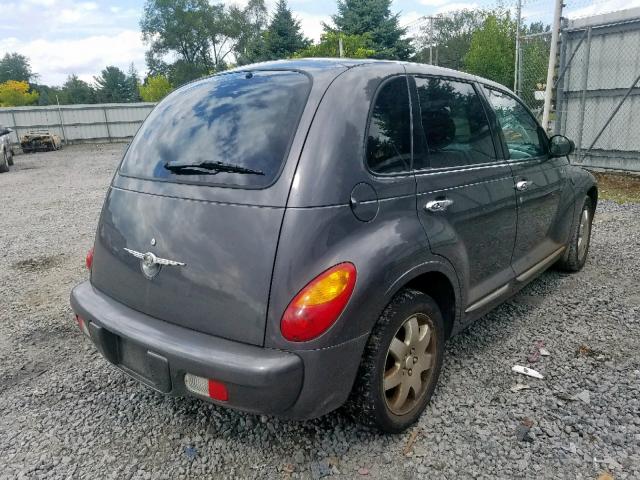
[75,314,90,337]
[86,247,94,270]
[184,373,229,401]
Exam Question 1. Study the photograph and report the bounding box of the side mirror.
[549,134,575,157]
[0,128,10,137]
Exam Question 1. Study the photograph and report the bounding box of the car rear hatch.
[89,70,315,346]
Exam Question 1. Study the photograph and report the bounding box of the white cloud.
[436,2,479,14]
[296,12,331,42]
[419,0,450,6]
[0,30,146,86]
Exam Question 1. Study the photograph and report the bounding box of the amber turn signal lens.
[281,263,357,342]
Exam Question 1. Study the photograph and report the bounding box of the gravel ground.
[1,144,639,480]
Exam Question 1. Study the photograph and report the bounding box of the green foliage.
[141,0,213,84]
[127,64,142,102]
[61,75,96,104]
[328,0,412,59]
[464,13,516,88]
[0,53,34,83]
[94,66,131,103]
[139,75,173,102]
[296,32,375,59]
[413,10,488,71]
[0,80,39,107]
[233,0,269,65]
[263,0,309,60]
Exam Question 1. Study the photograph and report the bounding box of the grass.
[590,171,640,204]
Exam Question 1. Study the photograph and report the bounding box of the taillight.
[85,247,94,270]
[281,263,357,342]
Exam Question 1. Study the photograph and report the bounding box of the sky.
[1,0,637,86]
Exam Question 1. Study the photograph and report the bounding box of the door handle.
[424,199,454,212]
[515,180,533,192]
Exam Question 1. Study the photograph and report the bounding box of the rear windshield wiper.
[164,161,264,176]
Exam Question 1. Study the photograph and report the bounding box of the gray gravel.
[1,144,639,479]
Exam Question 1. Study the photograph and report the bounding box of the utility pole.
[514,0,522,93]
[338,34,344,58]
[542,0,563,131]
[429,16,434,64]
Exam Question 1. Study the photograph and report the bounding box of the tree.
[263,0,309,60]
[0,53,35,83]
[139,75,173,101]
[127,64,142,102]
[61,75,95,104]
[0,80,39,107]
[233,0,269,65]
[328,0,412,59]
[141,0,212,84]
[413,10,487,70]
[94,66,130,103]
[464,13,516,87]
[296,32,375,58]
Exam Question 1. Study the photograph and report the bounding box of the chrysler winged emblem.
[124,248,186,279]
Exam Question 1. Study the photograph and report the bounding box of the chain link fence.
[516,30,551,118]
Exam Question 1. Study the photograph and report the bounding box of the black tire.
[0,149,9,173]
[557,196,594,272]
[348,289,445,433]
[7,149,14,166]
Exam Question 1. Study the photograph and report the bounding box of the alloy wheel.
[577,207,591,261]
[383,313,436,416]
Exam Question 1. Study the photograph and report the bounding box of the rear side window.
[413,77,496,169]
[366,76,412,174]
[120,71,311,188]
[484,87,547,160]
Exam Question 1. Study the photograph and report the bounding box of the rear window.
[120,70,311,188]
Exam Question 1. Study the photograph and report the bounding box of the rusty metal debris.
[20,130,62,153]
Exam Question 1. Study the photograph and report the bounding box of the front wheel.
[7,149,14,166]
[348,289,445,433]
[0,150,9,173]
[557,196,593,272]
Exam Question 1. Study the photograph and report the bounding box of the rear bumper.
[70,281,303,416]
[70,281,368,419]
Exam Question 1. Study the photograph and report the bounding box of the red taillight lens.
[85,247,94,270]
[280,263,357,342]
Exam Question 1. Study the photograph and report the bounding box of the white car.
[0,126,14,173]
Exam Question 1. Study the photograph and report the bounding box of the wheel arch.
[587,185,598,210]
[384,260,462,340]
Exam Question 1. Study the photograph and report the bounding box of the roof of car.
[229,58,511,93]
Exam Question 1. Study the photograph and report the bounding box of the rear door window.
[120,70,311,188]
[366,76,412,175]
[413,77,496,169]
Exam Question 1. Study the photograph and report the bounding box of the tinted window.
[414,77,496,169]
[485,87,547,160]
[366,76,412,174]
[120,71,311,188]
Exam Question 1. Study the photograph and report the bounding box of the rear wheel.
[0,149,9,173]
[557,196,593,272]
[349,289,445,433]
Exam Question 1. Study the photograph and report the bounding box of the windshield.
[120,70,311,188]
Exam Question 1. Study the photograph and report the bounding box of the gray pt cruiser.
[71,59,597,432]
